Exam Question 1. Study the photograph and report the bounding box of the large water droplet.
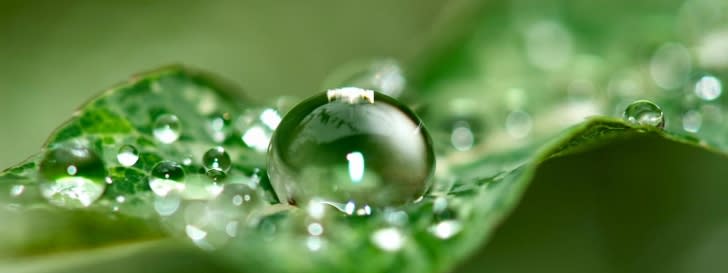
[203,147,232,172]
[149,161,186,197]
[267,88,435,209]
[39,142,107,208]
[695,75,722,101]
[153,114,181,144]
[623,100,665,128]
[116,145,139,167]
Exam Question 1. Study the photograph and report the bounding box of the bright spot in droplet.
[186,224,208,241]
[9,185,24,197]
[307,223,324,236]
[429,220,462,239]
[344,201,356,215]
[327,87,375,104]
[356,205,372,216]
[40,177,105,207]
[695,75,722,101]
[66,165,78,176]
[371,227,405,252]
[450,122,474,151]
[242,126,271,153]
[505,111,533,139]
[260,109,282,130]
[153,114,182,144]
[115,195,126,203]
[346,152,365,183]
[682,110,703,133]
[116,145,139,167]
[650,43,692,90]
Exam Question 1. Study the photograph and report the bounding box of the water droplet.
[154,194,181,216]
[9,185,24,197]
[524,20,573,70]
[650,43,692,90]
[214,183,263,211]
[237,109,280,153]
[267,88,435,209]
[371,227,405,252]
[695,75,722,101]
[116,145,139,167]
[39,142,107,208]
[207,112,232,143]
[623,100,665,128]
[149,161,186,197]
[153,114,181,144]
[202,147,232,172]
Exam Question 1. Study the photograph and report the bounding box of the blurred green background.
[0,0,479,168]
[2,1,728,272]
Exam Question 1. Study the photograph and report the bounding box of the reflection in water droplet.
[267,88,435,209]
[39,142,107,208]
[237,109,280,153]
[623,100,665,128]
[505,110,533,138]
[149,161,186,197]
[153,114,182,144]
[371,227,405,252]
[207,112,232,143]
[683,110,703,133]
[186,224,208,241]
[650,43,692,90]
[203,147,232,172]
[116,145,139,167]
[695,75,722,101]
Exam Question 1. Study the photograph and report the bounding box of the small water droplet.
[214,183,263,211]
[39,142,107,208]
[450,121,475,151]
[202,147,231,172]
[9,185,24,197]
[237,109,279,153]
[371,227,405,252]
[153,114,181,144]
[682,110,703,133]
[267,89,435,209]
[116,145,139,167]
[149,161,186,197]
[695,75,722,101]
[428,220,462,239]
[623,100,665,128]
[154,194,181,216]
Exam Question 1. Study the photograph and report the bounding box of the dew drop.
[202,147,232,172]
[505,110,533,138]
[450,121,475,151]
[149,161,186,197]
[116,145,139,167]
[153,114,181,144]
[267,88,435,209]
[237,108,280,153]
[623,100,665,128]
[695,75,722,101]
[39,142,107,208]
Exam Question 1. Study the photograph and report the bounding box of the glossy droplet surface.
[39,142,107,207]
[149,161,186,197]
[153,114,181,144]
[203,147,232,172]
[325,59,407,98]
[623,100,665,128]
[267,88,435,209]
[116,145,139,167]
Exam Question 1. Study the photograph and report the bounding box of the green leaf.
[0,60,723,273]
